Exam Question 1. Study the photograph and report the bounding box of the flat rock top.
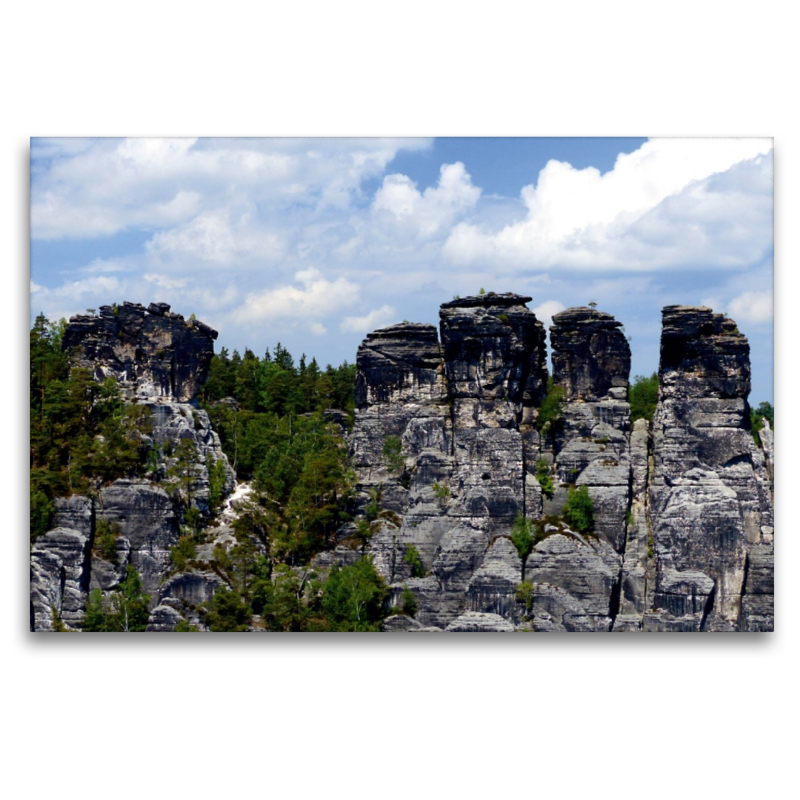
[440,292,533,310]
[551,307,621,327]
[364,322,438,339]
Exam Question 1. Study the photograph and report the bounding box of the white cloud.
[31,137,431,241]
[310,322,327,336]
[238,268,360,323]
[82,259,127,274]
[728,291,773,324]
[30,279,44,293]
[373,162,481,238]
[533,299,566,329]
[340,305,396,333]
[443,139,773,271]
[144,272,187,290]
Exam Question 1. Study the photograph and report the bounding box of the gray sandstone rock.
[444,611,515,632]
[62,301,217,402]
[30,527,92,631]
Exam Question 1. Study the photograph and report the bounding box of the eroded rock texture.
[623,306,774,632]
[30,303,235,631]
[347,298,773,632]
[62,301,217,401]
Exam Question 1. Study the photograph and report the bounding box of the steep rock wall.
[640,306,773,631]
[349,299,773,632]
[30,303,235,631]
[62,301,217,402]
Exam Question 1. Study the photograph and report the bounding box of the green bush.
[383,435,405,474]
[404,544,425,578]
[204,585,251,632]
[535,458,554,499]
[94,518,121,563]
[629,373,659,423]
[30,489,53,542]
[562,485,594,533]
[516,580,534,616]
[401,584,418,618]
[170,535,197,572]
[355,518,373,552]
[432,481,450,503]
[536,378,566,434]
[83,566,151,632]
[321,557,389,631]
[183,505,202,536]
[511,513,535,579]
[365,487,380,522]
[207,455,228,514]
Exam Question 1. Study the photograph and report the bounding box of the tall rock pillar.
[646,306,773,631]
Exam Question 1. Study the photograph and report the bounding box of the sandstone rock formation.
[30,303,235,631]
[629,306,773,632]
[62,301,217,402]
[346,298,773,632]
[30,295,774,633]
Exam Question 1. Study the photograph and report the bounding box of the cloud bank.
[30,137,773,400]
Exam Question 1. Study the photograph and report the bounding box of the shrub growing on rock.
[511,513,535,579]
[404,544,425,578]
[629,373,659,423]
[383,435,405,474]
[536,378,566,435]
[563,485,594,533]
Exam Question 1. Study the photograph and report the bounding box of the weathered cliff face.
[347,299,773,632]
[62,301,218,402]
[629,306,774,632]
[30,303,235,631]
[550,307,631,402]
[31,295,774,633]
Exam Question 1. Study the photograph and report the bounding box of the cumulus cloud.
[31,137,431,241]
[237,268,360,323]
[373,162,480,238]
[443,139,773,271]
[728,291,773,324]
[533,299,566,329]
[340,305,397,333]
[310,322,328,336]
[144,272,187,290]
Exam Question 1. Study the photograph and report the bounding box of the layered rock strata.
[62,301,217,402]
[630,306,774,632]
[30,303,235,631]
[347,299,773,632]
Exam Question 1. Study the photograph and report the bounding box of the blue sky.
[30,137,774,403]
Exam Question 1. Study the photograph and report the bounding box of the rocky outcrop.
[347,295,553,628]
[30,527,92,631]
[62,301,217,401]
[31,295,774,633]
[346,298,773,632]
[622,306,774,631]
[30,303,236,632]
[550,307,631,402]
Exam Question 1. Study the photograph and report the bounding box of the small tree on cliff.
[383,435,405,474]
[511,513,535,580]
[563,485,594,533]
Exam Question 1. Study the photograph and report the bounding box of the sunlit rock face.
[62,301,218,402]
[31,302,235,632]
[347,298,773,633]
[642,306,773,632]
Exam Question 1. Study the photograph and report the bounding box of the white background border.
[4,2,795,798]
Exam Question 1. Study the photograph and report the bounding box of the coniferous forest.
[30,311,774,633]
[30,313,395,632]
